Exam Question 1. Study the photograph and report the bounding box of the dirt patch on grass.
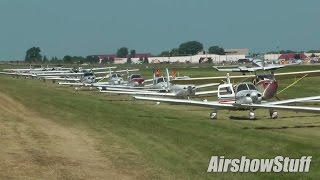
[0,93,130,179]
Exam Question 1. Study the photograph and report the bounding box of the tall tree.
[86,55,99,64]
[170,48,179,56]
[117,47,129,58]
[130,49,136,58]
[159,51,170,57]
[208,46,225,55]
[178,41,203,55]
[25,47,42,62]
[42,55,48,62]
[63,55,72,64]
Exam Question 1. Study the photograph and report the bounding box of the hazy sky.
[0,0,319,60]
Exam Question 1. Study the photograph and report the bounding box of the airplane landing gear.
[210,108,217,120]
[249,111,255,120]
[269,109,278,119]
[210,112,217,119]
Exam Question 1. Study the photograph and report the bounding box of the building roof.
[95,53,151,59]
[278,53,307,60]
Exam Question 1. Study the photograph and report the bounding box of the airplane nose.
[187,86,196,95]
[250,92,258,103]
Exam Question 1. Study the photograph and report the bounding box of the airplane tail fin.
[153,68,156,85]
[166,68,171,89]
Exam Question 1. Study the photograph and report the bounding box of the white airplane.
[99,68,220,98]
[213,59,286,73]
[134,75,320,120]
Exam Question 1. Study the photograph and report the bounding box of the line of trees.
[24,47,102,64]
[159,41,225,57]
[266,50,320,54]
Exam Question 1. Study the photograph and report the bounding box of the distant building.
[264,54,281,60]
[93,53,151,64]
[278,53,307,60]
[95,53,151,60]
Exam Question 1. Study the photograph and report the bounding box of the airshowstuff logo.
[207,156,312,173]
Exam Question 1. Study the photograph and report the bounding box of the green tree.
[63,55,72,64]
[159,51,170,57]
[279,50,296,54]
[170,48,179,56]
[42,55,48,63]
[178,41,203,55]
[307,50,320,53]
[86,56,99,64]
[208,46,225,55]
[25,47,42,62]
[130,49,136,58]
[117,47,129,58]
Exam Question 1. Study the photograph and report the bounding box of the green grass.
[1,65,320,179]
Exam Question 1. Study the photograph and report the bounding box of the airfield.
[0,64,320,179]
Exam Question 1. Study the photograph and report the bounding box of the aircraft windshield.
[256,75,273,81]
[112,74,121,78]
[157,77,167,83]
[131,74,141,79]
[84,72,94,76]
[247,84,257,90]
[236,84,249,92]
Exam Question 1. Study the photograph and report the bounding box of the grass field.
[0,64,320,179]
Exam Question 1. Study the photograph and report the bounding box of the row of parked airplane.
[1,62,320,120]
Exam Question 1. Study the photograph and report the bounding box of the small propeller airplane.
[134,73,320,120]
[212,59,297,74]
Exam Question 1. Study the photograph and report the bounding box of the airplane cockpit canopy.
[255,74,274,81]
[111,73,122,78]
[83,72,94,77]
[156,77,167,84]
[235,83,257,92]
[130,74,141,79]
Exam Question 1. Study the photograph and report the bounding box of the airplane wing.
[195,83,220,89]
[171,74,256,85]
[134,96,320,113]
[36,72,85,77]
[0,72,34,76]
[89,66,117,71]
[262,65,285,71]
[194,90,219,96]
[134,96,235,108]
[101,90,177,96]
[100,87,161,92]
[171,70,320,85]
[244,104,320,113]
[58,82,104,87]
[58,82,85,86]
[94,71,111,75]
[265,96,320,105]
[213,66,261,72]
[44,77,81,81]
[0,71,18,75]
[273,70,320,80]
